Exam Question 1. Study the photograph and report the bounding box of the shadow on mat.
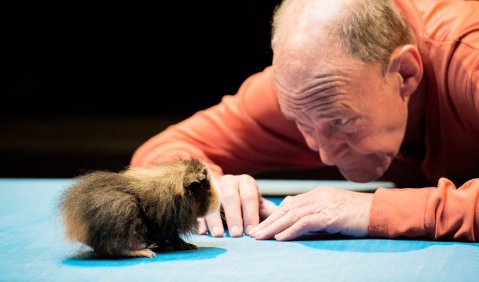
[62,246,227,267]
[293,233,479,253]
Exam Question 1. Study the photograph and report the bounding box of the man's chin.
[339,167,386,183]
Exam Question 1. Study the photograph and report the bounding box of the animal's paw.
[127,248,156,258]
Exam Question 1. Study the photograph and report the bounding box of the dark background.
[2,2,345,180]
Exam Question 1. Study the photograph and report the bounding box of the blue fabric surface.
[1,178,478,282]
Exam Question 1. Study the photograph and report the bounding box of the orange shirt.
[131,0,479,241]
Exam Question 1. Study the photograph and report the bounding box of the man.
[131,0,479,241]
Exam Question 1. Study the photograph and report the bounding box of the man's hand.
[197,174,278,237]
[249,187,373,240]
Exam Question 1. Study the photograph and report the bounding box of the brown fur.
[58,159,219,258]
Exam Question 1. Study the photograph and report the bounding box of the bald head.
[271,0,342,53]
[271,0,415,72]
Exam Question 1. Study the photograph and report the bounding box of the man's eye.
[332,118,350,126]
[297,123,313,133]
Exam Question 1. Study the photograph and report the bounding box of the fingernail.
[251,231,261,239]
[230,225,241,237]
[245,225,254,235]
[211,226,223,237]
[197,225,207,234]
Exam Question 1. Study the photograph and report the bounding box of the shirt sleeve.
[369,178,479,241]
[130,66,319,176]
[447,29,479,140]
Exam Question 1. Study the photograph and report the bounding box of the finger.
[205,210,225,237]
[275,214,322,241]
[249,206,287,236]
[249,196,294,235]
[252,205,313,240]
[251,209,293,240]
[238,175,260,235]
[259,197,279,220]
[218,176,244,237]
[197,217,207,234]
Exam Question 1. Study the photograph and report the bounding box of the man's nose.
[317,134,345,166]
[302,129,346,165]
[318,147,342,166]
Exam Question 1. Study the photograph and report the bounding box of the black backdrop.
[3,1,344,180]
[5,2,281,118]
[2,1,282,177]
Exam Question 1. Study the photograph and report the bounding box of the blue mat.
[1,178,478,281]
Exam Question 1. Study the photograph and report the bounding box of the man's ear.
[389,45,423,98]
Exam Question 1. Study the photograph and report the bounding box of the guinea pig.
[58,159,220,258]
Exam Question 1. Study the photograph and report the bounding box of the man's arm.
[369,178,479,241]
[250,178,479,242]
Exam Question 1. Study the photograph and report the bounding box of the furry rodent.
[58,159,219,258]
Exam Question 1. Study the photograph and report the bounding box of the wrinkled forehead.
[272,59,355,116]
[271,32,353,95]
[273,63,311,115]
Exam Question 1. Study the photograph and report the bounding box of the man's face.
[274,45,409,182]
